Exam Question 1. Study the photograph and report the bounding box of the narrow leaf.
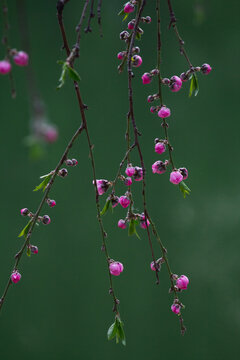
[57,62,68,90]
[100,199,110,216]
[136,32,141,41]
[116,318,126,346]
[67,65,81,82]
[26,247,31,257]
[123,13,129,21]
[107,321,118,341]
[189,73,199,97]
[128,219,135,236]
[33,174,52,192]
[128,219,140,239]
[118,9,125,16]
[18,219,33,238]
[179,181,191,198]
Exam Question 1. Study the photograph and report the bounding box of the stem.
[2,0,16,97]
[85,0,95,33]
[0,124,84,311]
[97,0,103,37]
[166,0,193,68]
[57,0,119,313]
[155,0,186,334]
[126,0,160,284]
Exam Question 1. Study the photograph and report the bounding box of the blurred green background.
[0,0,239,359]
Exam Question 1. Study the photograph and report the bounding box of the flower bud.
[120,31,129,40]
[124,177,132,186]
[42,215,51,225]
[152,161,167,174]
[0,60,11,74]
[171,304,180,314]
[109,261,124,276]
[158,106,171,118]
[132,55,142,67]
[30,245,39,254]
[133,166,143,181]
[124,2,135,13]
[142,72,152,84]
[118,219,127,229]
[11,270,21,284]
[169,170,183,185]
[155,142,166,155]
[21,208,29,216]
[179,167,188,180]
[65,159,73,166]
[201,63,212,75]
[176,275,189,290]
[58,168,68,177]
[13,51,29,66]
[119,196,130,208]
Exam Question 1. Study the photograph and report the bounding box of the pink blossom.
[124,177,132,186]
[140,214,150,229]
[152,161,166,174]
[133,166,143,181]
[201,63,212,75]
[171,304,180,314]
[125,165,135,177]
[169,170,183,185]
[109,261,124,276]
[0,60,11,74]
[158,106,171,118]
[142,72,152,84]
[176,275,189,290]
[118,219,127,229]
[20,208,29,216]
[11,271,21,284]
[132,55,142,67]
[13,51,29,66]
[44,126,58,143]
[119,196,130,208]
[179,167,188,180]
[124,2,135,13]
[155,142,166,155]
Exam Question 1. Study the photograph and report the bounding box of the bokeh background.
[0,0,239,359]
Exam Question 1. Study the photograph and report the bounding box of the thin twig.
[0,124,84,311]
[126,0,160,284]
[85,0,95,33]
[2,0,16,97]
[166,0,193,68]
[57,0,120,314]
[97,0,103,37]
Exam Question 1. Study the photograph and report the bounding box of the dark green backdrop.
[0,1,239,359]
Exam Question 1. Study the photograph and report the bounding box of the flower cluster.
[0,50,29,75]
[170,275,189,315]
[13,159,79,285]
[117,2,152,72]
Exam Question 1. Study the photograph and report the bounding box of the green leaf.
[189,73,199,97]
[100,199,110,216]
[18,219,33,239]
[108,317,126,346]
[33,174,52,192]
[57,62,68,90]
[136,32,141,41]
[122,13,129,21]
[118,8,125,16]
[26,247,31,257]
[116,317,126,346]
[128,219,140,239]
[66,65,81,82]
[179,181,191,198]
[107,321,118,341]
